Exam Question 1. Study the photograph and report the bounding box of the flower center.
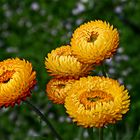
[79,90,113,109]
[87,96,101,102]
[51,82,66,93]
[57,84,65,88]
[0,70,15,83]
[87,32,98,43]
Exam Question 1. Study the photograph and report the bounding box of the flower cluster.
[45,20,130,128]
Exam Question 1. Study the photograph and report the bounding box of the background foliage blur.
[0,0,140,140]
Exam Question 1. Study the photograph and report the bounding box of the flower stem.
[112,125,116,140]
[77,127,83,140]
[87,128,94,139]
[99,128,104,140]
[25,100,63,140]
[101,64,108,77]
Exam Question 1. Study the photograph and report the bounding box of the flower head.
[45,45,93,79]
[71,20,119,64]
[0,58,36,107]
[46,78,76,104]
[65,76,130,128]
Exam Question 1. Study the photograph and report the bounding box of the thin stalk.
[101,64,108,77]
[99,128,103,140]
[77,127,83,140]
[112,125,116,140]
[87,128,94,139]
[25,100,63,140]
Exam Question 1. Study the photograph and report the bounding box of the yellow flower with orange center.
[71,20,119,64]
[45,45,93,79]
[65,76,130,128]
[0,58,36,107]
[46,78,76,104]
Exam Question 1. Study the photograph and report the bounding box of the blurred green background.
[0,0,140,140]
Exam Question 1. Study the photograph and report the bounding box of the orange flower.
[46,78,76,104]
[45,45,93,79]
[71,20,119,64]
[0,58,36,107]
[65,76,130,128]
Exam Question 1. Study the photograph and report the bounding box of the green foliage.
[0,0,140,139]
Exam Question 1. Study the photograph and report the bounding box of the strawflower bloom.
[0,58,36,107]
[71,20,119,64]
[46,78,76,104]
[45,45,93,79]
[65,76,130,128]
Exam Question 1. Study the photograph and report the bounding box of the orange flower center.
[55,83,66,90]
[0,70,15,83]
[79,90,113,109]
[51,82,66,93]
[87,32,99,43]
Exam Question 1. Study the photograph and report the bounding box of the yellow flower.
[71,20,119,64]
[0,58,36,107]
[65,76,130,128]
[46,78,76,104]
[45,45,93,79]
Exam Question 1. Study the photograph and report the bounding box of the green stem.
[99,128,104,140]
[87,128,94,139]
[112,125,116,140]
[101,64,108,77]
[77,127,83,140]
[25,100,63,140]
